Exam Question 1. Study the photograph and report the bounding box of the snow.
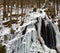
[0,8,52,39]
[54,21,58,26]
[29,9,46,19]
[2,19,10,23]
[0,27,10,36]
[0,6,59,53]
[56,13,60,19]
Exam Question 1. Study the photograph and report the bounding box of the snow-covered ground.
[0,6,60,53]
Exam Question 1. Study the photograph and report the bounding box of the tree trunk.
[16,0,19,23]
[3,0,7,20]
[20,0,24,25]
[56,0,58,15]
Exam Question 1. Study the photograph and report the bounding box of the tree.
[3,0,8,20]
[56,0,59,15]
[20,0,24,25]
[7,0,9,12]
[16,0,19,23]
